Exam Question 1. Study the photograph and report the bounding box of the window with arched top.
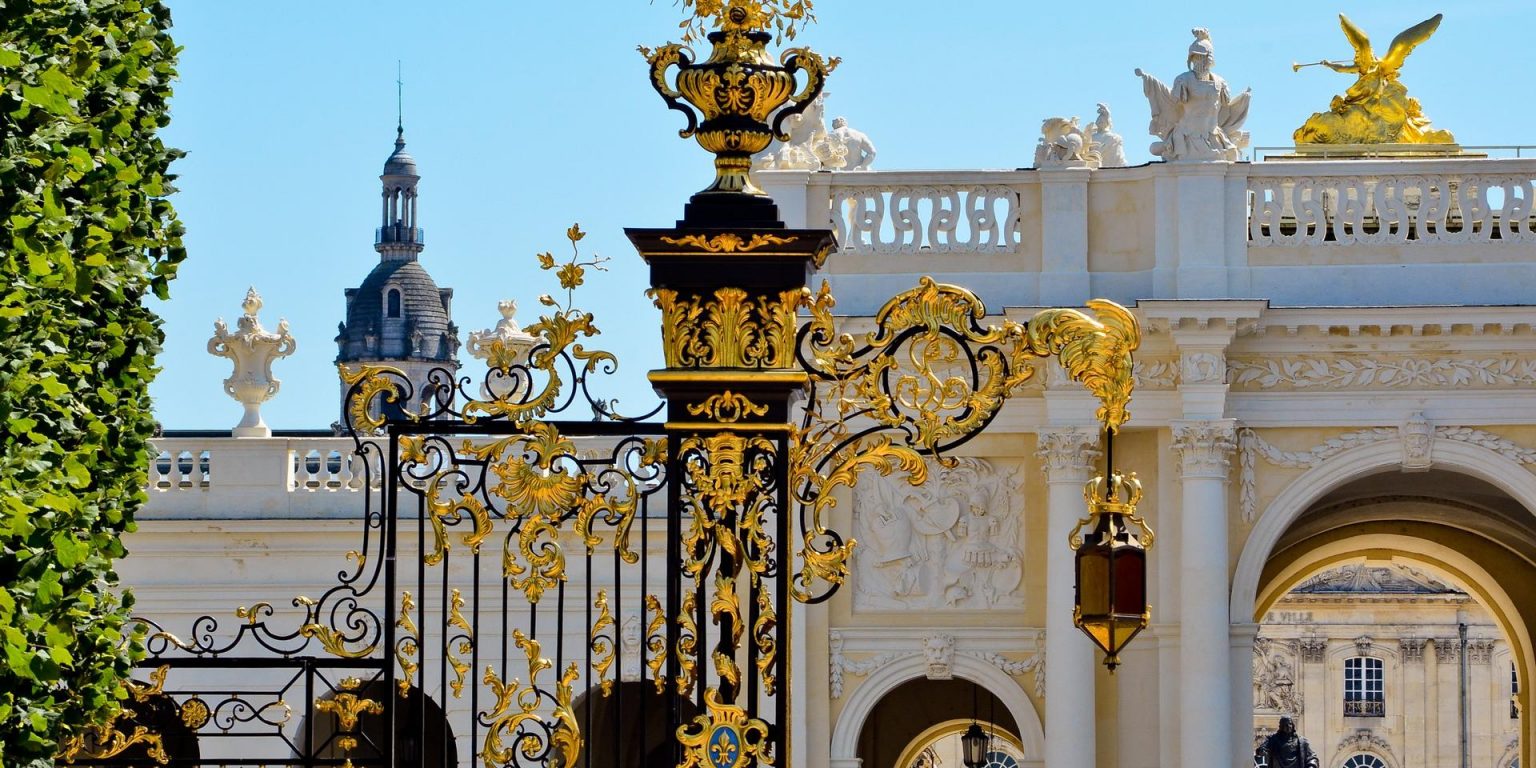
[1340,754,1386,768]
[1343,656,1384,716]
[387,289,402,319]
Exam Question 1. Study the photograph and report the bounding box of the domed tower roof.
[383,127,418,177]
[335,126,459,377]
[338,260,456,362]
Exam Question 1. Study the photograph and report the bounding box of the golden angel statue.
[1134,28,1252,162]
[1292,13,1455,145]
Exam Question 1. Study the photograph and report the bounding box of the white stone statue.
[828,116,877,171]
[1134,28,1252,162]
[1034,116,1098,168]
[466,299,538,400]
[207,288,296,438]
[1087,103,1127,167]
[755,93,856,172]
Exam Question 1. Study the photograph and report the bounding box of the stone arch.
[1233,436,1536,620]
[1232,436,1536,768]
[830,654,1044,768]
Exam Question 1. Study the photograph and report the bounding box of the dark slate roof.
[339,259,453,361]
[383,131,418,177]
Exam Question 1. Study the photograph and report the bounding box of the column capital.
[1171,419,1237,479]
[1035,427,1102,484]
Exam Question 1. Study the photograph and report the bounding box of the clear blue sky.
[152,1,1532,430]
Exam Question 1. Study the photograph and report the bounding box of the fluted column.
[1172,419,1237,768]
[1037,427,1102,768]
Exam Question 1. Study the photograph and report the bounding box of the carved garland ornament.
[1238,424,1536,521]
[1229,355,1536,390]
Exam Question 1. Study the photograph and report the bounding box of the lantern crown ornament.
[1071,467,1155,671]
[641,0,838,218]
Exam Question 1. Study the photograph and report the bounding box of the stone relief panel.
[852,458,1024,611]
[1253,636,1303,715]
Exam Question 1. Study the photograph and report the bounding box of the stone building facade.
[1255,563,1520,768]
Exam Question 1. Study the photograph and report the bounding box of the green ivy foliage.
[0,1,185,765]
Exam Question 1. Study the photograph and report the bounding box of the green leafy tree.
[0,1,185,765]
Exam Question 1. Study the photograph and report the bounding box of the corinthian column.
[1172,419,1237,768]
[1036,427,1102,768]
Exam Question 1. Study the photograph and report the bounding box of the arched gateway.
[1233,436,1536,767]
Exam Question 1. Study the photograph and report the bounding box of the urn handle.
[640,43,699,139]
[771,47,839,141]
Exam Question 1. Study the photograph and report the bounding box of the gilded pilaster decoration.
[1036,428,1103,483]
[1172,419,1238,478]
[650,287,806,369]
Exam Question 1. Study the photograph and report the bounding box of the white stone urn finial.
[208,287,297,437]
[466,300,538,400]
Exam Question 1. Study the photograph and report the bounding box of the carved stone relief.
[1336,729,1395,765]
[923,634,956,679]
[1469,639,1496,664]
[853,458,1024,611]
[1180,350,1226,384]
[1253,636,1303,715]
[1398,638,1426,663]
[1298,637,1328,664]
[620,614,642,682]
[828,630,1046,700]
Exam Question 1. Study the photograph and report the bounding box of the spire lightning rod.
[395,60,403,133]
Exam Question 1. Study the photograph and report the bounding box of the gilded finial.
[643,0,836,198]
[676,0,816,42]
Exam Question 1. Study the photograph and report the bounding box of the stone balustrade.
[145,436,381,519]
[1248,158,1536,247]
[758,156,1536,312]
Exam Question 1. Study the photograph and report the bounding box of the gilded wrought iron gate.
[58,5,1146,768]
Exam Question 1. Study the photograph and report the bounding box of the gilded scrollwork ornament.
[481,631,581,768]
[677,689,773,768]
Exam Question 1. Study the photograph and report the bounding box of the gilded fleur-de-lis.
[314,678,383,754]
[710,730,738,767]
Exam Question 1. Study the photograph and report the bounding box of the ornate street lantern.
[960,722,989,768]
[1070,438,1154,671]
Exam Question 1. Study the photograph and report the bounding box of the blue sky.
[152,1,1533,429]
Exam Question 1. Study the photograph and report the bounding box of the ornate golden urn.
[642,0,837,202]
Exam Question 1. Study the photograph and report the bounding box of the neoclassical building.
[1256,563,1520,768]
[124,39,1536,768]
